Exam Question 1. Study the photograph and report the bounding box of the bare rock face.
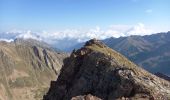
[44,39,170,100]
[71,94,102,100]
[0,39,68,100]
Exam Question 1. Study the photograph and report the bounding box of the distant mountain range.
[0,39,68,100]
[103,31,170,75]
[0,33,170,100]
[65,31,170,75]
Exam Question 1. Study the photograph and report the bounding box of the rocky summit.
[44,39,170,100]
[0,39,68,100]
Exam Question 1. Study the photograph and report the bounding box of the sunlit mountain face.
[0,38,68,100]
[103,32,170,75]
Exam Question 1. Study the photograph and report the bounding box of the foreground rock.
[44,39,170,100]
[71,94,102,100]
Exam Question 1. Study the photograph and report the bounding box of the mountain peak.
[85,38,100,45]
[13,38,57,51]
[44,39,170,100]
[84,38,107,48]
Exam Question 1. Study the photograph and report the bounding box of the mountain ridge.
[64,32,170,75]
[103,31,170,75]
[0,39,68,100]
[44,39,170,100]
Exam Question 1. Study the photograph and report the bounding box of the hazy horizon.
[0,0,170,42]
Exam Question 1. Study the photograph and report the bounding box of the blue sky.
[0,0,170,44]
[0,0,170,32]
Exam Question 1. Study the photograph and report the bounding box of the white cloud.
[105,30,125,38]
[0,23,159,44]
[125,23,154,36]
[0,39,14,42]
[16,30,42,41]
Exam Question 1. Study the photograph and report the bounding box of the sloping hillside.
[44,39,170,100]
[103,31,170,75]
[0,39,68,100]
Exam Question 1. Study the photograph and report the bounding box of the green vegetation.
[9,77,33,88]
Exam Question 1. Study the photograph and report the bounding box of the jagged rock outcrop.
[0,39,68,100]
[44,39,170,100]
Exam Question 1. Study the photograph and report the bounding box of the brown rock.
[71,94,102,100]
[44,39,170,100]
[0,39,68,100]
